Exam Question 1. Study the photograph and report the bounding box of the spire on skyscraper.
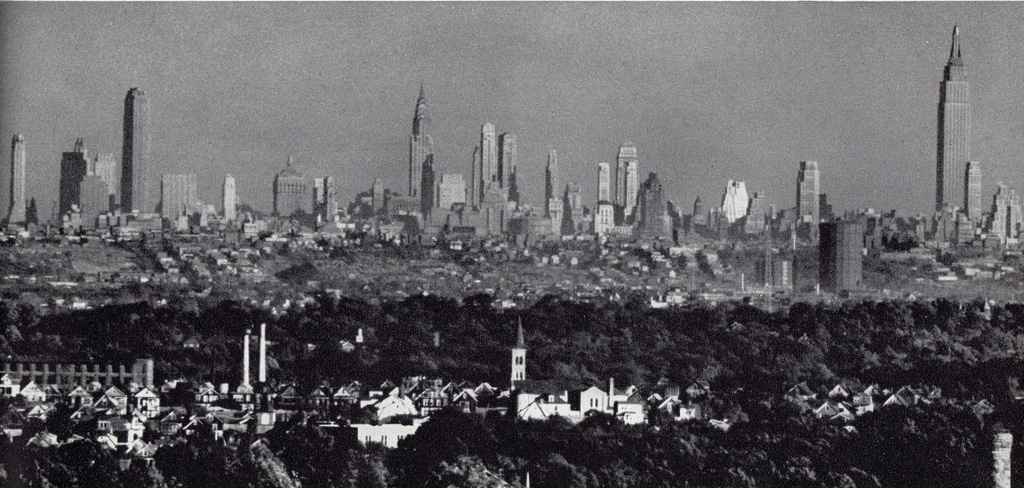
[949,26,963,65]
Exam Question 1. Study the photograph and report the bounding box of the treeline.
[4,295,1024,485]
[2,404,1013,488]
[3,295,1024,407]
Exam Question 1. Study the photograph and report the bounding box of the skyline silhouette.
[2,3,1023,216]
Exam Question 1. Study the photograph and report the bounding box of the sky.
[2,2,1023,217]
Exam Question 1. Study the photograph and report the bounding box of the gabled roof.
[102,386,127,399]
[133,387,158,399]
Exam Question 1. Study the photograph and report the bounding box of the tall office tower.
[988,183,1022,243]
[89,153,117,206]
[745,192,767,235]
[692,196,707,227]
[223,174,237,222]
[420,156,434,216]
[796,160,820,224]
[409,85,434,199]
[545,149,559,218]
[3,135,26,223]
[470,147,481,207]
[59,139,89,215]
[437,174,466,210]
[936,26,971,211]
[79,176,109,228]
[594,201,615,236]
[121,88,152,213]
[481,123,498,190]
[498,133,518,204]
[312,176,338,222]
[964,161,982,221]
[616,142,640,217]
[637,172,666,240]
[273,156,309,217]
[819,220,864,292]
[597,162,611,203]
[371,178,384,214]
[160,173,198,220]
[720,180,749,223]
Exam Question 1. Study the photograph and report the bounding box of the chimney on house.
[608,377,615,410]
[243,329,251,386]
[259,323,267,383]
[994,431,1012,488]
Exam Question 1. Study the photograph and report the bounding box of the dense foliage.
[3,295,1024,486]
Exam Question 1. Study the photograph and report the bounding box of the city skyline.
[2,3,1024,216]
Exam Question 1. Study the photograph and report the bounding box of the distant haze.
[2,2,1023,216]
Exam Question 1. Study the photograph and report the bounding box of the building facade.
[597,162,611,203]
[59,139,89,216]
[721,180,749,224]
[988,183,1021,244]
[4,135,26,224]
[616,143,639,219]
[160,173,198,221]
[437,173,466,210]
[797,160,820,239]
[273,157,309,218]
[223,174,237,222]
[936,27,971,212]
[543,149,559,218]
[964,161,982,221]
[819,220,864,292]
[121,88,153,213]
[409,85,434,200]
[481,123,498,194]
[79,176,109,228]
[499,132,518,205]
[636,172,666,240]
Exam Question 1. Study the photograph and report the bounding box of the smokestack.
[608,377,615,410]
[259,322,267,383]
[243,329,251,385]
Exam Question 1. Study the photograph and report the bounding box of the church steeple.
[511,318,527,389]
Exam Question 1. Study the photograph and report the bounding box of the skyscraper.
[988,183,1021,244]
[437,174,466,210]
[499,133,518,205]
[936,26,971,212]
[481,123,498,191]
[59,139,89,216]
[820,220,864,292]
[223,175,237,222]
[79,176,109,228]
[88,153,117,206]
[964,161,982,221]
[616,143,639,218]
[720,180,749,224]
[797,160,821,240]
[121,88,152,213]
[637,172,666,240]
[409,85,434,199]
[160,173,198,220]
[420,157,434,216]
[597,162,611,203]
[4,135,26,223]
[273,156,309,217]
[545,149,559,218]
[470,146,481,207]
[313,176,338,222]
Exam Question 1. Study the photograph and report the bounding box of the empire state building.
[936,26,971,212]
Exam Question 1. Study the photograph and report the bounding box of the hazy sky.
[2,2,1023,216]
